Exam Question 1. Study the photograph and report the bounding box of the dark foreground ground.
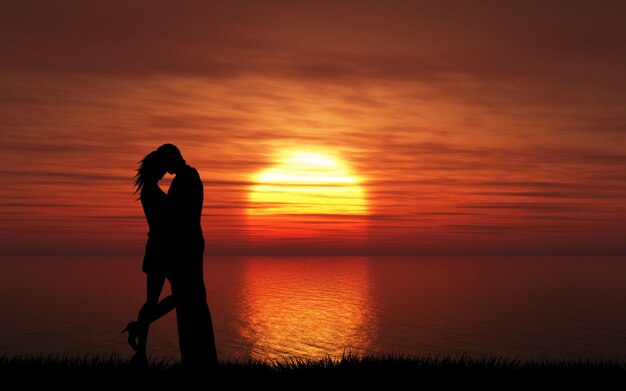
[1,354,625,387]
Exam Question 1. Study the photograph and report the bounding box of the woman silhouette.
[123,150,176,363]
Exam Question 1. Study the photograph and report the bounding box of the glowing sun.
[246,149,367,241]
[248,150,367,217]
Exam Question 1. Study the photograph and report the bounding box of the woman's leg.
[151,294,176,322]
[136,273,166,354]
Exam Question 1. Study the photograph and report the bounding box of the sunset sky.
[1,1,625,256]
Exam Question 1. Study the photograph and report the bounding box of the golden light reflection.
[238,257,375,360]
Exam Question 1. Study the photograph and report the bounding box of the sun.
[247,149,367,240]
[248,150,367,216]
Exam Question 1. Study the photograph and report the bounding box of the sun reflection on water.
[238,257,375,360]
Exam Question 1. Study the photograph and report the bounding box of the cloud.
[461,202,586,211]
[1,1,625,89]
[1,1,626,254]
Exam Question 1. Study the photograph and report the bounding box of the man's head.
[157,143,185,174]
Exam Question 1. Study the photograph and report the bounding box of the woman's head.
[134,150,166,194]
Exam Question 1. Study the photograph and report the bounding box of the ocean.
[1,255,625,361]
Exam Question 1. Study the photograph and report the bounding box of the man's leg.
[186,274,218,366]
[169,272,195,365]
[170,244,218,368]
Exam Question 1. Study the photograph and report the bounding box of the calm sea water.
[0,256,625,361]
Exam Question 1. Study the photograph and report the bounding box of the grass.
[1,354,625,386]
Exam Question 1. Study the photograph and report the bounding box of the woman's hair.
[134,150,164,195]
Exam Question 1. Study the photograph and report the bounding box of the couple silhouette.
[122,144,218,368]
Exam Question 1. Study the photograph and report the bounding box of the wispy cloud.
[0,2,625,254]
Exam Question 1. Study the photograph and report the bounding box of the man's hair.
[157,143,185,164]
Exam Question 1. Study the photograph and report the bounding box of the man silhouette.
[157,143,218,367]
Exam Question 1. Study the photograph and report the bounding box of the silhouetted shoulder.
[179,165,201,182]
[188,166,200,178]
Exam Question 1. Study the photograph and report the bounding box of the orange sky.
[1,1,625,255]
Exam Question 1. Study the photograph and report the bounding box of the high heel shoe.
[121,321,140,351]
